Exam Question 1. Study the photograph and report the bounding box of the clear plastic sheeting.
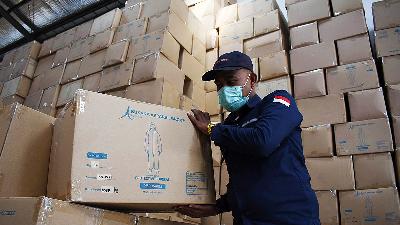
[0,18,23,49]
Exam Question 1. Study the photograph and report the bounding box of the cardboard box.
[90,29,115,53]
[0,65,12,82]
[61,59,82,84]
[39,85,60,117]
[126,79,181,109]
[297,94,346,127]
[254,9,282,37]
[221,213,233,225]
[0,103,54,197]
[334,118,393,156]
[192,37,206,66]
[24,89,43,110]
[103,40,130,68]
[113,18,147,43]
[243,30,286,59]
[52,47,70,68]
[34,54,55,77]
[38,38,54,58]
[207,29,219,50]
[348,88,388,122]
[326,60,379,94]
[181,50,205,85]
[287,0,331,27]
[131,30,180,66]
[339,188,400,225]
[99,60,134,92]
[394,116,400,148]
[187,11,207,45]
[289,22,319,49]
[301,124,333,157]
[140,0,189,24]
[201,215,221,225]
[120,3,142,25]
[14,41,41,61]
[336,34,372,65]
[237,0,277,20]
[0,82,3,94]
[147,11,193,53]
[353,152,396,189]
[82,72,101,92]
[0,197,136,225]
[0,95,24,105]
[52,28,76,52]
[73,20,93,42]
[318,9,367,42]
[219,42,243,56]
[256,75,292,98]
[10,57,37,79]
[331,0,363,16]
[382,55,400,86]
[205,81,217,93]
[219,18,253,46]
[67,36,94,62]
[285,0,305,6]
[179,95,196,111]
[215,3,237,28]
[40,66,64,91]
[206,49,218,71]
[290,42,337,75]
[78,49,107,78]
[259,51,289,81]
[373,0,400,30]
[294,69,326,99]
[90,8,122,36]
[388,84,400,116]
[305,156,355,190]
[375,26,400,57]
[206,91,220,115]
[106,89,126,98]
[47,90,215,208]
[316,191,339,225]
[1,50,16,66]
[189,0,221,18]
[211,143,222,167]
[57,80,83,107]
[1,76,31,98]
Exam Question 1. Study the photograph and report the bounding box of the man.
[176,51,320,225]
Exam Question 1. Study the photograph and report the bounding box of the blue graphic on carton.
[140,183,166,190]
[0,210,16,216]
[87,152,108,159]
[120,106,185,123]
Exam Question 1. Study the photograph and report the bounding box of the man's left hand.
[175,204,219,218]
[187,109,211,135]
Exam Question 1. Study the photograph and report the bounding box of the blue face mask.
[218,74,253,112]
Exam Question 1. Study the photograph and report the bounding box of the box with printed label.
[387,84,400,116]
[219,18,253,46]
[393,116,400,148]
[336,34,372,65]
[347,88,388,122]
[375,26,400,57]
[316,191,339,225]
[373,0,400,31]
[382,55,400,86]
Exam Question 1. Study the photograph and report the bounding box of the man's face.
[214,69,257,97]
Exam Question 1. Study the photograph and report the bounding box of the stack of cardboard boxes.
[287,0,400,224]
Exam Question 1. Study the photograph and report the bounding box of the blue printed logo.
[140,183,166,190]
[87,152,108,159]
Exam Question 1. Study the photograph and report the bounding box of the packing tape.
[86,207,104,225]
[37,197,55,225]
[75,89,87,114]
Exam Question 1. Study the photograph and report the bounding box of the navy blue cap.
[202,51,254,81]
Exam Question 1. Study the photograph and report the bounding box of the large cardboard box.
[73,20,93,42]
[336,34,372,65]
[206,49,218,72]
[52,28,76,52]
[57,80,83,107]
[243,30,286,59]
[301,124,334,157]
[287,0,331,27]
[11,58,37,79]
[373,0,400,30]
[113,18,147,43]
[51,47,69,68]
[289,22,319,49]
[103,40,130,68]
[0,76,31,98]
[207,29,219,50]
[318,9,368,42]
[187,11,207,45]
[206,91,220,116]
[90,28,115,53]
[34,54,55,78]
[256,75,292,98]
[140,0,189,24]
[259,51,289,81]
[0,103,54,197]
[38,38,54,58]
[182,50,205,86]
[24,89,43,110]
[67,36,94,62]
[13,41,41,61]
[388,84,400,116]
[334,118,393,156]
[215,4,237,28]
[47,90,215,209]
[353,153,396,189]
[99,60,134,92]
[120,3,142,25]
[331,0,363,16]
[375,26,400,57]
[89,8,122,36]
[192,37,206,66]
[0,197,136,225]
[347,88,388,122]
[382,55,400,86]
[297,94,346,127]
[254,9,283,37]
[306,156,355,191]
[290,42,337,75]
[393,116,400,148]
[82,72,101,92]
[189,0,221,18]
[0,95,24,105]
[316,191,339,225]
[220,213,233,225]
[339,188,400,225]
[61,59,81,84]
[39,85,60,117]
[285,0,305,6]
[237,0,277,20]
[78,50,106,78]
[219,42,243,56]
[294,69,326,99]
[219,18,253,46]
[326,60,379,94]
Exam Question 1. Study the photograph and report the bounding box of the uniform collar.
[225,94,261,123]
[246,94,262,109]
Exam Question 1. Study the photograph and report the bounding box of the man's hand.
[187,109,211,135]
[175,204,219,218]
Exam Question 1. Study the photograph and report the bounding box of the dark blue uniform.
[211,90,320,225]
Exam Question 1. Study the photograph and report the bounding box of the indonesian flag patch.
[273,96,291,107]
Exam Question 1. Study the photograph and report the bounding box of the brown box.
[51,47,70,69]
[0,95,24,105]
[10,57,37,79]
[316,191,339,225]
[285,0,305,6]
[289,22,319,49]
[140,0,189,24]
[375,26,400,57]
[256,75,292,98]
[318,9,367,42]
[394,116,400,148]
[73,20,93,42]
[306,156,355,190]
[47,90,215,208]
[181,50,205,85]
[215,3,237,28]
[187,11,207,45]
[99,60,134,92]
[103,40,130,68]
[243,30,286,59]
[1,76,31,98]
[294,69,326,99]
[254,9,283,37]
[219,42,243,56]
[38,85,60,117]
[0,197,136,225]
[326,60,379,94]
[353,152,396,189]
[205,81,217,93]
[61,59,82,84]
[38,38,54,58]
[339,188,400,225]
[348,88,388,122]
[120,3,142,25]
[90,8,122,36]
[334,118,393,156]
[207,29,219,50]
[237,0,277,20]
[78,49,107,78]
[67,36,93,62]
[113,18,147,43]
[206,91,220,115]
[221,213,233,225]
[126,79,181,109]
[189,0,220,18]
[297,94,346,127]
[382,55,400,86]
[290,42,337,75]
[287,0,331,27]
[14,41,41,61]
[0,65,13,82]
[90,29,115,53]
[34,64,63,92]
[259,51,289,81]
[34,54,55,77]
[388,84,400,116]
[192,36,206,66]
[301,124,334,157]
[0,103,54,197]
[373,0,400,30]
[82,72,101,92]
[331,0,363,16]
[57,80,83,107]
[206,48,218,71]
[52,28,76,52]
[336,34,372,65]
[219,18,253,46]
[24,89,43,110]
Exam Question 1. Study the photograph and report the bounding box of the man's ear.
[250,73,258,88]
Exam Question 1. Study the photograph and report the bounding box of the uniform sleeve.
[215,183,231,213]
[210,92,302,158]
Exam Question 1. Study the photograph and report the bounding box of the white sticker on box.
[100,186,115,193]
[90,161,100,168]
[97,174,112,181]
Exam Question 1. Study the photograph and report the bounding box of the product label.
[87,152,108,159]
[186,171,208,196]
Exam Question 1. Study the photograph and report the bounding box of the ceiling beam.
[0,4,33,41]
[1,0,39,32]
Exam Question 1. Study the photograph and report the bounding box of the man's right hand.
[175,204,219,218]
